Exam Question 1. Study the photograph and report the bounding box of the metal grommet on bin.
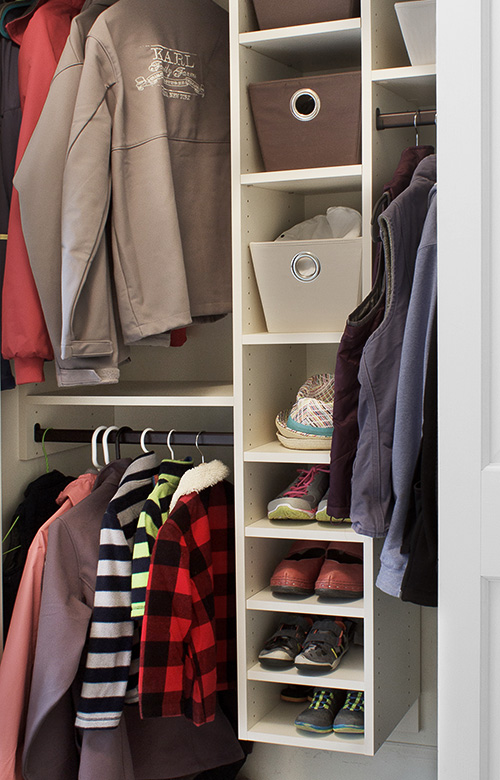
[290,252,321,282]
[290,88,321,121]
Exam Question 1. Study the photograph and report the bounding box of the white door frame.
[437,0,496,777]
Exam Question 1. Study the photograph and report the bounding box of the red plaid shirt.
[138,478,236,726]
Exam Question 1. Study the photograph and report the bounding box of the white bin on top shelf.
[249,237,362,333]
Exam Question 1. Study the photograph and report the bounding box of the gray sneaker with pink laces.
[267,465,330,520]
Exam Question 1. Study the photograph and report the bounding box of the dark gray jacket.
[377,184,437,595]
[350,155,437,538]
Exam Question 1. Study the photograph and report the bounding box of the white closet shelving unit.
[230,0,435,756]
[15,0,436,759]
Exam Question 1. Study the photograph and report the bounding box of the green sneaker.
[315,492,351,523]
[267,466,329,521]
[332,690,364,734]
[294,688,346,733]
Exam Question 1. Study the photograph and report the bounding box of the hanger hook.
[41,426,53,474]
[195,431,205,463]
[91,425,108,470]
[140,427,154,453]
[102,426,119,465]
[114,426,132,459]
[167,429,176,459]
[414,110,419,146]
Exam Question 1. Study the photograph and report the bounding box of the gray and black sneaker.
[295,688,347,733]
[258,614,313,668]
[294,618,355,671]
[267,466,330,520]
[333,690,364,734]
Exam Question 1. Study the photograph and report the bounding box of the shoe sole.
[315,588,363,599]
[315,508,349,523]
[271,585,315,596]
[332,724,364,734]
[294,649,346,671]
[295,721,333,733]
[258,654,295,668]
[268,504,317,521]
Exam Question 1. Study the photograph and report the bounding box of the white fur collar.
[169,459,229,512]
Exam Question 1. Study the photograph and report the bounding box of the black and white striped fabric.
[76,452,158,729]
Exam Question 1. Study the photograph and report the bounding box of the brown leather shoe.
[270,540,329,595]
[314,541,363,598]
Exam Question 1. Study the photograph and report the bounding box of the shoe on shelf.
[280,684,314,702]
[332,690,365,734]
[294,687,347,733]
[258,614,313,668]
[315,492,351,524]
[294,617,356,671]
[267,465,330,520]
[270,540,329,596]
[314,542,363,599]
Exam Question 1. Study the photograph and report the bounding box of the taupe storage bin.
[251,0,360,30]
[250,238,362,332]
[248,71,361,171]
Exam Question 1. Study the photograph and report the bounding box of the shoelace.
[310,689,335,710]
[284,465,329,498]
[344,691,364,711]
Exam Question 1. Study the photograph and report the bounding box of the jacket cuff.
[14,356,45,385]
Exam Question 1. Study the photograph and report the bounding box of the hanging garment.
[327,145,434,519]
[21,459,132,780]
[400,307,438,607]
[60,0,231,361]
[0,473,96,780]
[350,154,436,538]
[22,460,243,780]
[2,468,74,635]
[1,0,85,385]
[0,4,25,391]
[139,460,236,726]
[76,452,159,729]
[130,456,194,619]
[377,184,437,596]
[12,0,126,388]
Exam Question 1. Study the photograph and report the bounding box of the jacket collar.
[170,460,229,512]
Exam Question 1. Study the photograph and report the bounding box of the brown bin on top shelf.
[251,0,360,30]
[248,71,361,172]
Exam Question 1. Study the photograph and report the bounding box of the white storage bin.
[250,238,362,333]
[394,0,436,65]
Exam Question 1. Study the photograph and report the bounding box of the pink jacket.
[0,472,96,780]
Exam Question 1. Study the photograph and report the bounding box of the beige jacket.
[60,0,231,360]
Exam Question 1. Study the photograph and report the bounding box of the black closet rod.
[376,107,437,131]
[34,424,234,447]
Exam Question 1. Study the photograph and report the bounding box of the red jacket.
[139,461,236,727]
[2,0,84,384]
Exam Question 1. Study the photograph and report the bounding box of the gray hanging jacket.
[350,155,437,538]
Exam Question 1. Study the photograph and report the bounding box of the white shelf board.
[25,381,234,407]
[246,699,366,753]
[247,645,365,688]
[244,441,330,463]
[245,517,357,540]
[242,331,344,345]
[241,166,362,194]
[239,19,361,71]
[247,586,365,618]
[372,65,436,104]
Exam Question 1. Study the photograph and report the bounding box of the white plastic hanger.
[102,425,119,465]
[167,429,176,459]
[140,427,154,453]
[195,431,205,463]
[91,425,108,470]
